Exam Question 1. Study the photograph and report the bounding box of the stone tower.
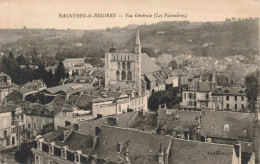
[134,28,142,89]
[104,28,142,89]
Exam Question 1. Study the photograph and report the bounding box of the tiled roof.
[91,125,172,164]
[169,138,235,164]
[200,111,254,141]
[141,53,161,75]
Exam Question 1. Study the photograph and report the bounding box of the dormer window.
[49,142,55,155]
[36,136,44,151]
[74,150,82,163]
[61,146,68,159]
[244,129,247,135]
[224,124,230,132]
[210,126,214,130]
[37,140,41,150]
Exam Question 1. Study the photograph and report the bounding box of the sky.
[0,0,259,30]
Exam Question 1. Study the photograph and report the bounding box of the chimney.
[95,127,100,136]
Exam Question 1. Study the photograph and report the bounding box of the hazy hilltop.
[0,18,258,65]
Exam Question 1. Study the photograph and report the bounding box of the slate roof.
[200,111,254,141]
[105,91,125,98]
[129,112,158,132]
[0,72,10,77]
[145,73,157,82]
[67,112,137,136]
[92,97,115,103]
[42,128,93,155]
[91,125,172,164]
[45,83,94,95]
[158,109,200,134]
[212,87,247,96]
[169,138,235,164]
[141,53,161,75]
[74,94,99,109]
[198,81,212,92]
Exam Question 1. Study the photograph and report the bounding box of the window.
[74,154,80,163]
[244,129,247,135]
[235,96,237,101]
[118,62,121,69]
[48,160,53,164]
[37,140,42,150]
[116,71,120,80]
[122,62,126,69]
[206,93,209,99]
[226,103,229,109]
[194,93,197,99]
[28,124,31,129]
[184,93,186,99]
[194,101,197,107]
[119,105,121,112]
[127,71,132,81]
[224,124,230,132]
[61,148,67,159]
[188,93,193,99]
[49,145,54,154]
[127,62,130,70]
[4,130,7,137]
[241,96,244,101]
[241,104,245,109]
[226,96,229,101]
[122,71,126,80]
[235,104,237,109]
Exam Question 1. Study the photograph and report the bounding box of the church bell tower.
[134,28,142,89]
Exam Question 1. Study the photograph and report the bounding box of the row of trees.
[1,51,68,87]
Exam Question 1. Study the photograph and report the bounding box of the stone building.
[105,29,142,89]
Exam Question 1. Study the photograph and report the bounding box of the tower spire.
[135,28,141,45]
[134,28,141,54]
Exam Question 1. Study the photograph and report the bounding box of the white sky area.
[0,0,259,30]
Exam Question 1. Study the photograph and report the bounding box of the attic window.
[224,124,230,132]
[244,129,247,135]
[224,90,229,93]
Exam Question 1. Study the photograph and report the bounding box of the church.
[105,29,165,94]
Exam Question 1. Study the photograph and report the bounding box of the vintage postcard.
[0,0,259,164]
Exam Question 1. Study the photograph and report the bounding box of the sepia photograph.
[0,0,259,163]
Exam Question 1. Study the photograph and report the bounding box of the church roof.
[141,53,161,75]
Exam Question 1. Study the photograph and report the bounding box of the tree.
[54,60,66,85]
[168,60,178,69]
[16,55,27,65]
[245,70,259,111]
[9,51,14,59]
[148,95,160,111]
